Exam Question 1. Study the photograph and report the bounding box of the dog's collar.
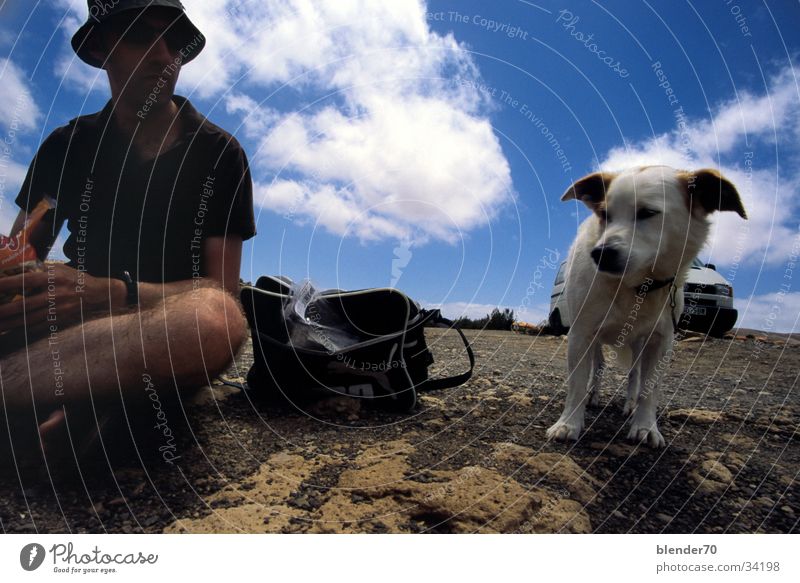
[636,275,680,333]
[636,276,675,295]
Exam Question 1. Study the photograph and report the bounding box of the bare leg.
[0,287,246,446]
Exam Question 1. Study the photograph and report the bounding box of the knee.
[180,288,247,380]
[196,287,247,349]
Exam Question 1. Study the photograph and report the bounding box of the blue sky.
[1,0,799,331]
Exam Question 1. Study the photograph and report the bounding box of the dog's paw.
[547,420,582,442]
[627,423,665,448]
[622,398,637,416]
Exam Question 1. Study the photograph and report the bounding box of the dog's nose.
[591,246,622,272]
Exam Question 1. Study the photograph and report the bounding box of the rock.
[187,384,242,406]
[701,459,734,483]
[492,443,600,505]
[309,396,362,418]
[309,441,593,534]
[162,449,332,533]
[292,495,313,511]
[668,409,724,424]
[655,513,673,523]
[605,443,636,457]
[689,459,733,495]
[419,395,446,409]
[508,393,532,407]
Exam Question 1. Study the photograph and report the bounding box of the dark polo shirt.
[15,95,256,283]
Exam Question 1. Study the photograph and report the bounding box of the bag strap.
[414,310,475,393]
[216,376,247,390]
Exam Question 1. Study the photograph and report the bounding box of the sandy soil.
[1,329,797,534]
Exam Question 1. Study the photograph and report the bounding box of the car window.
[554,262,567,285]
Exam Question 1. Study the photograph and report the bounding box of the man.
[0,1,255,458]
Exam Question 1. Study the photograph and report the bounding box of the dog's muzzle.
[590,246,624,273]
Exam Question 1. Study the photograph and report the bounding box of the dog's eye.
[636,208,660,220]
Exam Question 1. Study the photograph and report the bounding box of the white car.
[548,258,738,336]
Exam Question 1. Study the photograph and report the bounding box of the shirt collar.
[88,94,206,141]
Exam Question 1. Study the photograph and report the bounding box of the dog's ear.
[561,172,616,209]
[679,169,747,219]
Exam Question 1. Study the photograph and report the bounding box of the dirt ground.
[1,328,797,534]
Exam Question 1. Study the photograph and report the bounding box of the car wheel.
[709,315,736,337]
[549,310,566,336]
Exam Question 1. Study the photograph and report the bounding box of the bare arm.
[0,234,244,331]
[107,234,244,309]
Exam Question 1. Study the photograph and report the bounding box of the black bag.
[240,276,475,411]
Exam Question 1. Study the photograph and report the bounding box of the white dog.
[546,166,746,448]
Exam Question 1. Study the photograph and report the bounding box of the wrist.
[118,270,139,307]
[111,276,128,309]
[102,273,135,310]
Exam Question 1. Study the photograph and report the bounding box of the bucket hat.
[71,0,205,68]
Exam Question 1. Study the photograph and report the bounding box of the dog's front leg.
[547,335,594,442]
[623,365,640,415]
[626,336,669,448]
[622,338,643,416]
[588,343,605,408]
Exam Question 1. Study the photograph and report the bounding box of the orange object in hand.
[0,198,55,303]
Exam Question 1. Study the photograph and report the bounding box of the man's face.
[95,8,187,105]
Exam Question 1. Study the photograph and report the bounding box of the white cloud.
[685,67,800,158]
[223,93,280,140]
[256,94,509,242]
[0,159,28,232]
[0,27,14,48]
[183,0,511,243]
[0,201,19,235]
[735,292,800,334]
[599,66,800,267]
[182,1,483,103]
[50,1,110,94]
[54,50,109,96]
[0,157,27,191]
[0,58,42,132]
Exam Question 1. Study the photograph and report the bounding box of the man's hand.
[0,264,124,333]
[0,235,243,334]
